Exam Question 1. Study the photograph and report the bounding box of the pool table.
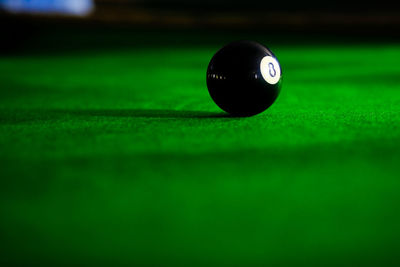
[1,27,400,266]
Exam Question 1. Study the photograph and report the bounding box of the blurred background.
[1,0,400,53]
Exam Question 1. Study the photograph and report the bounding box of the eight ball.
[206,41,282,116]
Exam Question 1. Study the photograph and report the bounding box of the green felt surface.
[1,32,400,266]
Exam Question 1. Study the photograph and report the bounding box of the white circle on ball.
[260,56,281,85]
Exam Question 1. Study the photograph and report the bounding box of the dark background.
[124,0,396,12]
[0,0,400,54]
[2,0,400,30]
[2,0,400,54]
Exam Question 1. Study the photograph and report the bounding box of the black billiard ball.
[206,41,282,116]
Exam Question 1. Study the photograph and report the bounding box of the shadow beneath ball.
[62,109,230,119]
[0,109,243,125]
